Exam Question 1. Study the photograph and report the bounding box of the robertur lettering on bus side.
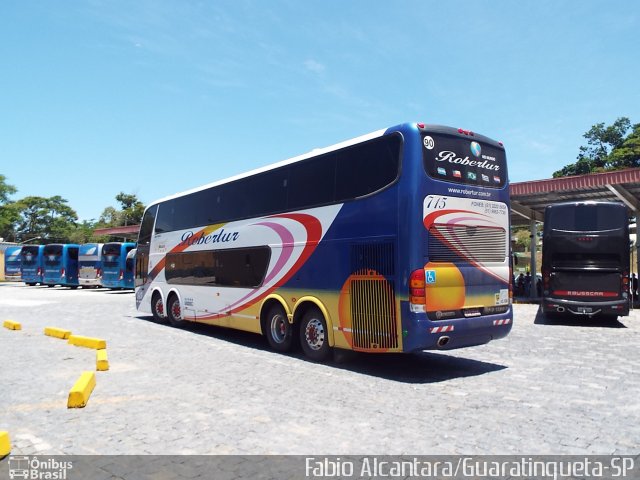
[435,151,500,171]
[179,228,239,246]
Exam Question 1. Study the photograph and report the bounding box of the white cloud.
[304,59,325,74]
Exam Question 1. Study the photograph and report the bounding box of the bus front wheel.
[167,295,185,328]
[266,304,293,352]
[299,307,331,362]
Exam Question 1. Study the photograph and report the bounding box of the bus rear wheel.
[299,307,331,362]
[151,292,165,323]
[265,304,293,352]
[167,295,185,328]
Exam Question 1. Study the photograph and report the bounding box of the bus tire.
[265,304,293,352]
[167,294,185,328]
[299,307,331,362]
[151,292,165,323]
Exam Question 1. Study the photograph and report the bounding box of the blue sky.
[2,1,638,221]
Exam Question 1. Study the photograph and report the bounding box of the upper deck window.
[154,133,402,234]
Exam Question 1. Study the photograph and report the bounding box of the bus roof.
[545,200,627,210]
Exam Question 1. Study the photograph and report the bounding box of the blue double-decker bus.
[43,244,80,288]
[4,246,22,282]
[20,245,44,285]
[78,243,104,288]
[135,123,512,361]
[101,242,136,289]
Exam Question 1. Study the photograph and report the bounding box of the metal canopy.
[93,224,140,241]
[510,168,640,297]
[510,167,640,226]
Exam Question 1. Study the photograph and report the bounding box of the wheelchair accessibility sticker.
[426,270,436,284]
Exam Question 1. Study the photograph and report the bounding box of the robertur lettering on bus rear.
[179,229,240,247]
[435,151,500,171]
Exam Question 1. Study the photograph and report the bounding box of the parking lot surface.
[1,282,639,455]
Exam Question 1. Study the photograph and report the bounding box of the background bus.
[135,122,512,361]
[78,243,104,288]
[101,242,136,289]
[541,201,630,319]
[4,246,22,281]
[43,243,80,288]
[21,245,44,285]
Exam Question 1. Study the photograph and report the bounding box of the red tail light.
[409,269,426,312]
[61,268,66,278]
[119,269,124,280]
[623,271,629,293]
[97,268,102,278]
[37,267,42,276]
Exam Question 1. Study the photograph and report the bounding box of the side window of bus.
[166,247,271,288]
[139,204,159,242]
[154,201,174,234]
[336,134,401,201]
[245,169,288,217]
[288,155,336,210]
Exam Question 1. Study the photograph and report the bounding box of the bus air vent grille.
[350,275,398,350]
[429,224,506,263]
[350,243,395,276]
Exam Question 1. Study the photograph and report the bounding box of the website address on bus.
[304,456,636,479]
[447,187,492,197]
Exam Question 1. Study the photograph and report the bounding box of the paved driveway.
[1,283,638,455]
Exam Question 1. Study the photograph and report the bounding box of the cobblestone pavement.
[1,282,639,455]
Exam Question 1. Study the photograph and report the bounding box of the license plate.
[577,307,593,314]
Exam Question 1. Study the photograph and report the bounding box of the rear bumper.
[401,302,513,352]
[542,297,629,317]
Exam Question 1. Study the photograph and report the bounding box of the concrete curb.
[44,327,72,339]
[96,349,109,371]
[3,320,21,330]
[68,335,107,350]
[0,430,10,458]
[67,371,96,408]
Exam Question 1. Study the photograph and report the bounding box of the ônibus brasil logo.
[470,141,481,157]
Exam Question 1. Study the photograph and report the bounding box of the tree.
[0,174,17,204]
[553,117,640,177]
[14,195,78,242]
[0,175,19,240]
[115,192,145,226]
[98,192,145,229]
[607,123,640,170]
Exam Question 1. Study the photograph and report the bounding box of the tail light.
[97,268,102,279]
[623,271,629,294]
[119,269,124,280]
[409,269,426,313]
[37,267,42,276]
[61,268,66,278]
[543,270,550,290]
